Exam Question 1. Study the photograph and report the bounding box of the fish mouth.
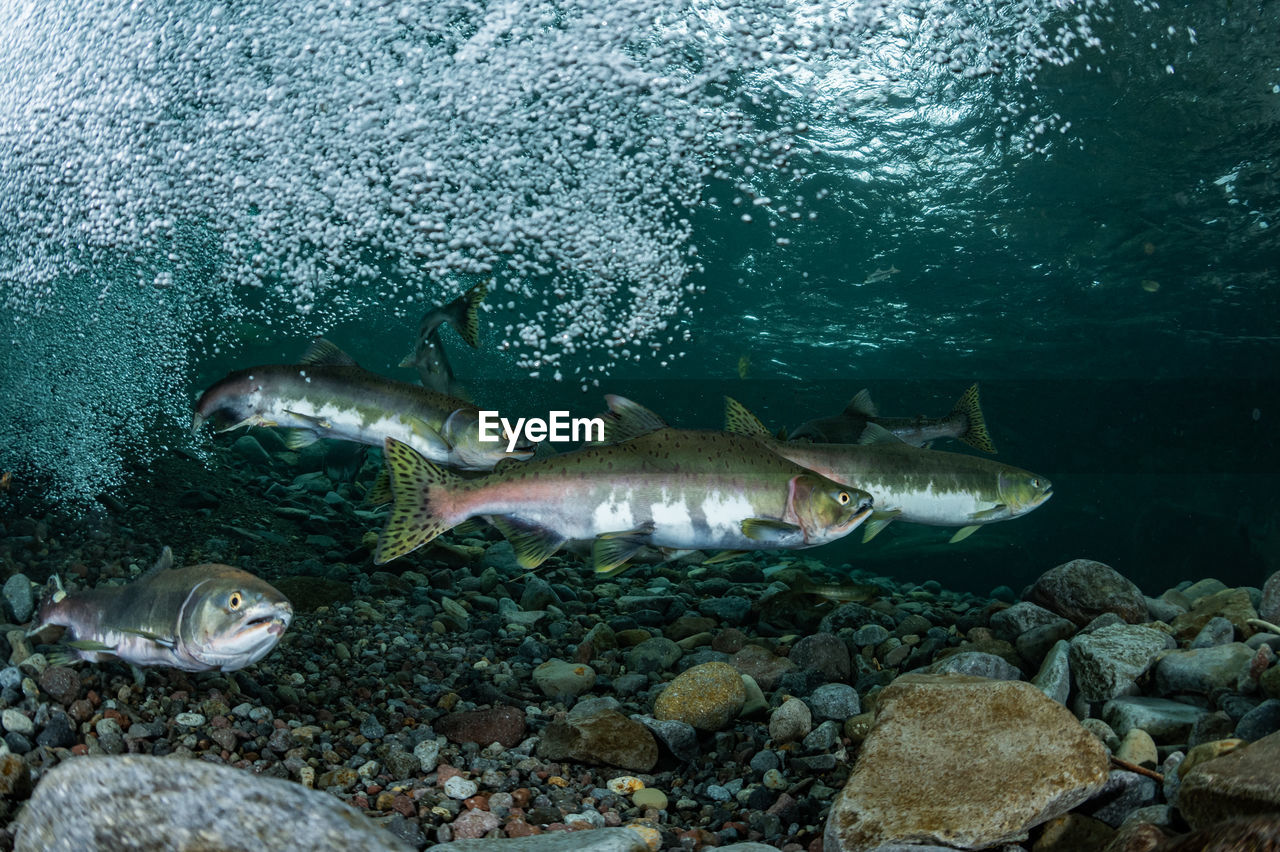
[845,504,874,531]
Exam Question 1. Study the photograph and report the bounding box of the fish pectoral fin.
[283,410,332,430]
[703,550,747,565]
[857,423,907,445]
[949,525,982,543]
[397,351,416,368]
[591,524,656,576]
[118,628,177,649]
[489,517,565,569]
[723,397,772,439]
[843,388,878,417]
[453,518,489,536]
[741,518,802,542]
[861,509,903,543]
[968,505,1006,521]
[47,649,90,667]
[299,337,359,367]
[282,428,321,450]
[219,415,271,433]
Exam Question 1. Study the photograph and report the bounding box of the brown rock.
[37,666,80,705]
[536,708,658,772]
[1179,731,1280,829]
[653,661,746,731]
[1151,815,1280,851]
[437,706,526,748]
[1033,813,1116,851]
[1170,589,1258,641]
[1026,559,1148,626]
[665,615,717,642]
[731,644,795,691]
[0,753,32,798]
[824,674,1109,852]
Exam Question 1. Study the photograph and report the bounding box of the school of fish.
[26,285,1053,673]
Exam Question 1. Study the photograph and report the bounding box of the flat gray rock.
[12,755,411,852]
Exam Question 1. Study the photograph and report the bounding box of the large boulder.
[823,674,1109,852]
[12,755,411,851]
[1026,559,1147,626]
[1179,730,1280,830]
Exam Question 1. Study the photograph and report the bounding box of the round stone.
[652,662,746,732]
[632,787,667,811]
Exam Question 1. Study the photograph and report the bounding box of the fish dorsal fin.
[601,395,668,443]
[858,423,907,446]
[458,281,488,349]
[299,337,358,367]
[723,397,772,440]
[144,546,175,577]
[843,389,878,417]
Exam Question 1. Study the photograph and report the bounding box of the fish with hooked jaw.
[373,395,875,575]
[192,337,533,471]
[29,547,292,671]
[726,398,1051,544]
[788,383,997,454]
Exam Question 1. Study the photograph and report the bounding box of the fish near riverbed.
[30,548,292,671]
[374,396,874,574]
[789,383,997,453]
[727,398,1051,543]
[193,337,533,471]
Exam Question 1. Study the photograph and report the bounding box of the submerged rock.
[12,754,411,851]
[1026,559,1148,626]
[536,707,658,772]
[1178,730,1280,830]
[823,673,1108,852]
[1069,623,1171,702]
[653,661,745,731]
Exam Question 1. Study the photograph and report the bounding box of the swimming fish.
[373,396,874,574]
[726,398,1050,544]
[399,282,488,395]
[193,338,533,471]
[863,265,900,284]
[788,383,997,454]
[30,547,292,671]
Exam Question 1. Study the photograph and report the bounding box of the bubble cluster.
[0,0,1119,502]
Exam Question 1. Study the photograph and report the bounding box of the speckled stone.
[1069,623,1171,702]
[11,755,411,852]
[768,697,812,745]
[653,661,746,731]
[1170,589,1259,642]
[1025,559,1148,626]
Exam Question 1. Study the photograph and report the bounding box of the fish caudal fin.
[365,466,393,506]
[374,437,463,564]
[457,281,488,348]
[952,383,997,454]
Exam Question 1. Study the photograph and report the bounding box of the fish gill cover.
[1,0,1138,504]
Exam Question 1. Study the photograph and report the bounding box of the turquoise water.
[2,0,1277,593]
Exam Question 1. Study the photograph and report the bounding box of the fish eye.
[228,591,243,611]
[838,491,850,505]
